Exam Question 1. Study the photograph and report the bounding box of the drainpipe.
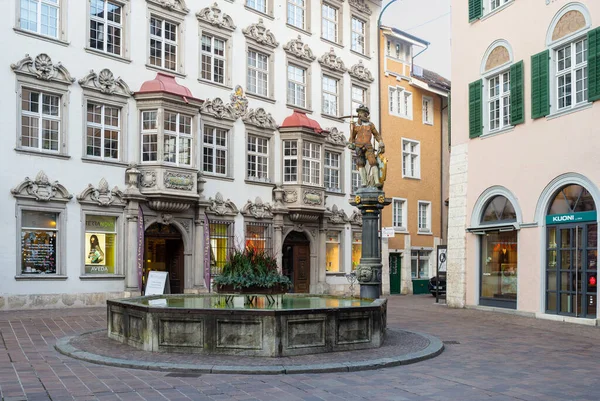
[440,97,448,245]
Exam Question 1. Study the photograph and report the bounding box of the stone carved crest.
[140,171,157,188]
[284,35,316,62]
[77,178,125,207]
[149,0,189,14]
[160,213,174,225]
[200,97,236,120]
[196,2,236,31]
[284,190,298,203]
[11,53,75,84]
[207,192,238,216]
[230,85,249,117]
[327,205,348,224]
[349,211,363,226]
[318,48,347,73]
[303,190,322,206]
[243,19,279,48]
[164,172,194,191]
[241,197,274,219]
[324,127,347,146]
[349,60,374,83]
[243,108,277,129]
[11,171,72,202]
[348,0,372,15]
[78,69,133,97]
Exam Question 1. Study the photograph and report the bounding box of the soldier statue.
[347,105,387,188]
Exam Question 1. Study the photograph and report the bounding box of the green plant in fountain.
[213,247,291,290]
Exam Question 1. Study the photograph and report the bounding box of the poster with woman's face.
[85,233,106,265]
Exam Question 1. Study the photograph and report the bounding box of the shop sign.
[381,227,395,238]
[137,206,145,292]
[546,211,597,225]
[85,216,116,232]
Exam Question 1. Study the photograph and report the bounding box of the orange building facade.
[378,27,450,295]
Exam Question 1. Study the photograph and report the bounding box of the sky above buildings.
[381,0,451,80]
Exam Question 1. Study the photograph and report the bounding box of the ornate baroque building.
[1,0,382,309]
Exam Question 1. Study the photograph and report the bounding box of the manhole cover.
[443,341,460,345]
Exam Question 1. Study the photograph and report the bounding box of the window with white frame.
[202,126,228,176]
[89,0,123,56]
[488,71,510,131]
[19,0,60,38]
[386,40,410,61]
[247,49,269,97]
[389,86,412,119]
[422,96,434,125]
[556,38,588,110]
[149,16,178,71]
[247,135,269,182]
[86,102,120,160]
[321,3,338,43]
[351,159,361,193]
[418,201,431,232]
[287,64,307,107]
[351,85,367,112]
[283,140,298,183]
[201,34,226,84]
[302,141,321,185]
[322,75,339,116]
[402,139,420,178]
[163,111,192,166]
[411,250,430,278]
[489,0,510,12]
[351,17,366,54]
[20,89,61,153]
[392,198,406,230]
[287,0,305,29]
[247,0,267,14]
[141,110,157,162]
[324,151,341,192]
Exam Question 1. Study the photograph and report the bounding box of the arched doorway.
[545,184,597,318]
[144,223,184,294]
[282,231,310,293]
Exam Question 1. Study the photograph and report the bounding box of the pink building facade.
[449,0,600,324]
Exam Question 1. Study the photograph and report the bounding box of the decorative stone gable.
[12,171,72,202]
[147,0,189,15]
[78,69,133,97]
[11,53,74,84]
[243,19,279,48]
[243,108,277,130]
[327,205,348,224]
[241,197,274,219]
[349,210,363,226]
[324,127,347,146]
[200,97,236,120]
[349,60,374,83]
[196,2,236,31]
[230,85,249,117]
[77,178,126,207]
[206,192,238,216]
[348,0,372,15]
[318,48,347,73]
[284,35,316,62]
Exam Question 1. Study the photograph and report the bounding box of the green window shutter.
[469,80,482,138]
[531,50,550,119]
[468,0,482,22]
[510,60,525,125]
[588,27,600,102]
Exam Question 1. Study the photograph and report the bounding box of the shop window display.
[351,231,361,270]
[411,250,430,278]
[326,232,340,272]
[84,215,117,274]
[481,231,518,300]
[21,211,58,274]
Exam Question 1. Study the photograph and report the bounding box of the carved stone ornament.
[164,172,194,191]
[348,0,372,15]
[148,0,189,15]
[284,35,316,62]
[140,171,157,188]
[207,192,239,216]
[349,211,363,226]
[349,60,374,83]
[242,108,277,130]
[11,53,75,84]
[552,10,586,41]
[284,190,298,203]
[324,127,347,146]
[200,97,236,121]
[78,69,133,97]
[160,213,174,225]
[11,171,72,202]
[241,197,274,219]
[176,218,191,233]
[303,190,322,206]
[291,224,317,238]
[327,204,348,224]
[77,178,126,207]
[242,18,279,48]
[230,85,249,117]
[318,48,347,73]
[147,200,190,212]
[196,2,236,31]
[289,212,320,222]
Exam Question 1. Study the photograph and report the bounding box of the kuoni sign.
[546,211,597,225]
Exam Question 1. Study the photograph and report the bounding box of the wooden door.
[389,254,401,294]
[167,239,184,294]
[294,244,310,293]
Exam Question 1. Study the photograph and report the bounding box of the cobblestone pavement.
[1,295,600,401]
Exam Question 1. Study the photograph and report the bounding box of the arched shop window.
[479,196,518,309]
[546,184,597,319]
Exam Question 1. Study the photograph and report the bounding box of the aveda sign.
[546,211,597,225]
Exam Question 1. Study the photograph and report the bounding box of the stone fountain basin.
[107,294,387,357]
